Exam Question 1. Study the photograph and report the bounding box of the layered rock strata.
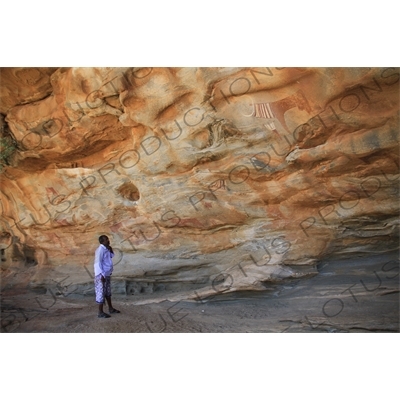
[0,67,399,300]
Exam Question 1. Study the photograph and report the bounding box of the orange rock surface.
[0,67,399,299]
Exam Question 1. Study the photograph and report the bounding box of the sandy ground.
[1,252,399,333]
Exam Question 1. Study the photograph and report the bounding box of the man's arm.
[94,246,106,279]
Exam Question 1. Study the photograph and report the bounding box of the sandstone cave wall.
[0,67,399,298]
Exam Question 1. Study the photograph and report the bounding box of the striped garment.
[252,102,275,119]
[264,122,276,130]
[252,102,276,130]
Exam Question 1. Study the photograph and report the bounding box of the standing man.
[94,235,120,318]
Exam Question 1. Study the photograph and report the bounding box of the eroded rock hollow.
[1,67,399,300]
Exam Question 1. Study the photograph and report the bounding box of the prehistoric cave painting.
[116,181,140,202]
[251,89,312,133]
[55,161,82,169]
[208,179,226,193]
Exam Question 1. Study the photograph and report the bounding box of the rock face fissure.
[0,67,399,300]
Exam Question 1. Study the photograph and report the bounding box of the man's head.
[99,235,110,246]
